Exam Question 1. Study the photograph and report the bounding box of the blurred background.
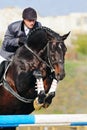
[0,0,87,129]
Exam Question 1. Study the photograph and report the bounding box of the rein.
[3,63,34,103]
[3,80,33,103]
[24,43,54,72]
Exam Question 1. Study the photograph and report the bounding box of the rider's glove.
[18,37,27,46]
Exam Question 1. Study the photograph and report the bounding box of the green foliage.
[73,34,87,54]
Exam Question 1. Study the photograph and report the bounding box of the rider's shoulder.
[8,20,22,29]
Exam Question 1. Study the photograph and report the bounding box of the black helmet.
[22,7,37,20]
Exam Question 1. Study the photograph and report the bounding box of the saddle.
[0,61,10,84]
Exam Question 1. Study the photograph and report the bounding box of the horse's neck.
[28,45,41,54]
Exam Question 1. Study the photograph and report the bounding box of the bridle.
[47,41,56,72]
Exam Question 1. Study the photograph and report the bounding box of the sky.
[0,0,87,17]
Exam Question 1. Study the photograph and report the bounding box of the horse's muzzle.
[55,72,65,81]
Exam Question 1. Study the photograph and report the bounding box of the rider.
[0,7,42,83]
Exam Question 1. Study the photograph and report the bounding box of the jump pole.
[0,114,87,127]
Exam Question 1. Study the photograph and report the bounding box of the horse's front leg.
[33,70,46,110]
[43,79,58,108]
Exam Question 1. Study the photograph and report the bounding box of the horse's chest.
[0,86,34,114]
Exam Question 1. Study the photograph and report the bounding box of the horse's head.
[46,31,70,80]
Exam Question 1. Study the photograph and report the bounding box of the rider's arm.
[1,20,27,53]
[1,23,20,52]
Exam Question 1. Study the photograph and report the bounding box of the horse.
[0,26,70,130]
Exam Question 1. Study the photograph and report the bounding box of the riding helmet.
[22,7,37,21]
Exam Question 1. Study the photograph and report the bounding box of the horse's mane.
[28,26,60,40]
[27,26,60,50]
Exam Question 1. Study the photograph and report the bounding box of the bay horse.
[0,26,70,130]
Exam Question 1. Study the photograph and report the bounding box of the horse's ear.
[61,31,70,40]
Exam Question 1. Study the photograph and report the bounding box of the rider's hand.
[18,37,27,46]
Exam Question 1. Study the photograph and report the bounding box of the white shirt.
[24,25,30,36]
